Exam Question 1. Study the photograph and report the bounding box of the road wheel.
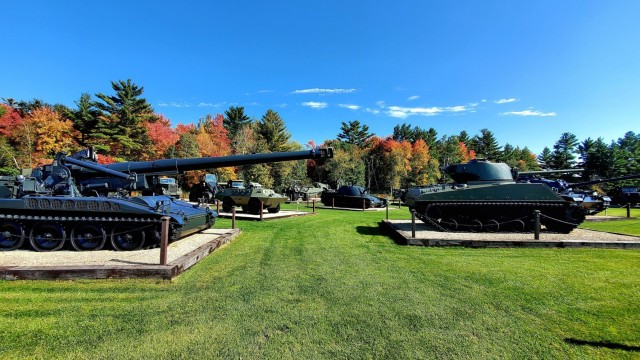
[111,223,145,251]
[0,221,25,251]
[29,222,66,252]
[70,223,106,251]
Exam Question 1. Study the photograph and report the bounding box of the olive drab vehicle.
[0,147,333,252]
[214,181,288,214]
[405,159,589,233]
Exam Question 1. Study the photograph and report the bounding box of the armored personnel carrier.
[215,181,288,214]
[405,159,587,233]
[0,147,333,251]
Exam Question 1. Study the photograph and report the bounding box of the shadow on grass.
[356,225,382,236]
[564,338,640,352]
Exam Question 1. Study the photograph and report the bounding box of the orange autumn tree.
[186,114,234,186]
[458,141,476,163]
[369,137,412,190]
[146,114,179,158]
[409,139,437,185]
[14,107,79,167]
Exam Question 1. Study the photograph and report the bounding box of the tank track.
[0,213,177,252]
[415,201,585,234]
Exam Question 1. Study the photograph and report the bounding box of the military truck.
[157,177,182,199]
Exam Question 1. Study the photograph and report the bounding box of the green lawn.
[580,207,640,236]
[1,204,639,359]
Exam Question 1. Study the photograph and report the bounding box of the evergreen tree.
[223,106,251,144]
[458,130,470,145]
[256,109,291,152]
[336,120,372,146]
[95,79,156,159]
[538,147,553,168]
[470,128,501,160]
[550,132,579,169]
[66,93,102,147]
[392,123,413,142]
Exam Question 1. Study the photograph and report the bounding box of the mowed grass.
[1,204,639,359]
[580,207,640,236]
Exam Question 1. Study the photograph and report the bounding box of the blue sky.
[1,1,639,154]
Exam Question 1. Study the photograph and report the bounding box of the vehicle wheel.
[0,221,25,251]
[248,198,262,215]
[70,223,106,251]
[29,222,66,252]
[484,219,500,232]
[442,218,458,231]
[111,223,145,251]
[468,219,483,233]
[267,204,281,214]
[202,191,213,203]
[222,197,234,212]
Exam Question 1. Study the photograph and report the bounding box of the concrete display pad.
[381,220,640,249]
[316,205,396,212]
[215,209,316,221]
[0,228,240,280]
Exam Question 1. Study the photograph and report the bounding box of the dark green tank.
[405,159,586,233]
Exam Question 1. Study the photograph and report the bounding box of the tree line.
[1,79,639,193]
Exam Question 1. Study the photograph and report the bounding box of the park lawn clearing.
[0,204,638,358]
[581,207,640,236]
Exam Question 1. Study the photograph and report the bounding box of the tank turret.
[0,147,333,252]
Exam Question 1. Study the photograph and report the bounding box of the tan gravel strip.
[0,228,235,267]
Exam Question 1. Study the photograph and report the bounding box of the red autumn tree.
[146,114,179,158]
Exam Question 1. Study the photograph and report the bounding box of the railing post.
[232,206,236,229]
[260,201,264,221]
[216,199,220,213]
[534,210,541,240]
[627,203,631,218]
[332,197,335,209]
[411,209,416,238]
[160,216,170,265]
[386,202,389,220]
[362,198,366,211]
[312,199,316,213]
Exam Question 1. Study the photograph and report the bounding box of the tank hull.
[406,183,585,233]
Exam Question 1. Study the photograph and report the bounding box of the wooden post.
[362,198,366,211]
[216,199,220,213]
[411,209,416,238]
[627,203,631,218]
[332,197,335,209]
[260,201,264,220]
[398,198,401,209]
[160,216,170,265]
[534,210,541,240]
[232,206,236,229]
[386,202,389,220]
[312,199,316,213]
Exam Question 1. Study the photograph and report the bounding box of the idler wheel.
[111,224,145,251]
[29,222,66,252]
[468,219,483,233]
[0,221,25,251]
[70,223,106,251]
[484,219,500,233]
[425,205,442,220]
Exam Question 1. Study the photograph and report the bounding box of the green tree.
[392,123,413,142]
[65,93,103,147]
[256,109,291,152]
[550,132,579,169]
[470,128,501,160]
[337,120,372,146]
[95,79,156,159]
[538,147,553,168]
[223,106,251,145]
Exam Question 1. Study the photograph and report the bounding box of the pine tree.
[336,120,372,146]
[470,128,501,160]
[550,132,579,169]
[256,109,291,152]
[223,106,251,144]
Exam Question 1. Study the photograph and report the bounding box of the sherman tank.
[0,147,333,251]
[405,159,588,233]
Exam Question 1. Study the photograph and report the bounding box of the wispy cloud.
[365,108,380,114]
[339,104,360,110]
[407,95,420,101]
[197,102,225,107]
[385,104,474,119]
[157,102,191,108]
[292,88,356,94]
[302,101,328,109]
[501,109,557,117]
[495,98,518,104]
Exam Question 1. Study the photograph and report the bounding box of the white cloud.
[407,95,420,101]
[197,102,225,107]
[365,108,380,114]
[501,109,557,117]
[376,100,386,108]
[292,88,356,94]
[385,104,473,119]
[302,101,328,109]
[495,98,517,104]
[157,102,191,108]
[339,104,360,110]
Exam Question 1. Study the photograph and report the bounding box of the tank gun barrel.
[61,155,135,181]
[517,168,584,177]
[569,173,640,188]
[78,147,333,176]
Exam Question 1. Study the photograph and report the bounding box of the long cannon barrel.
[569,173,640,188]
[97,147,333,176]
[517,168,584,177]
